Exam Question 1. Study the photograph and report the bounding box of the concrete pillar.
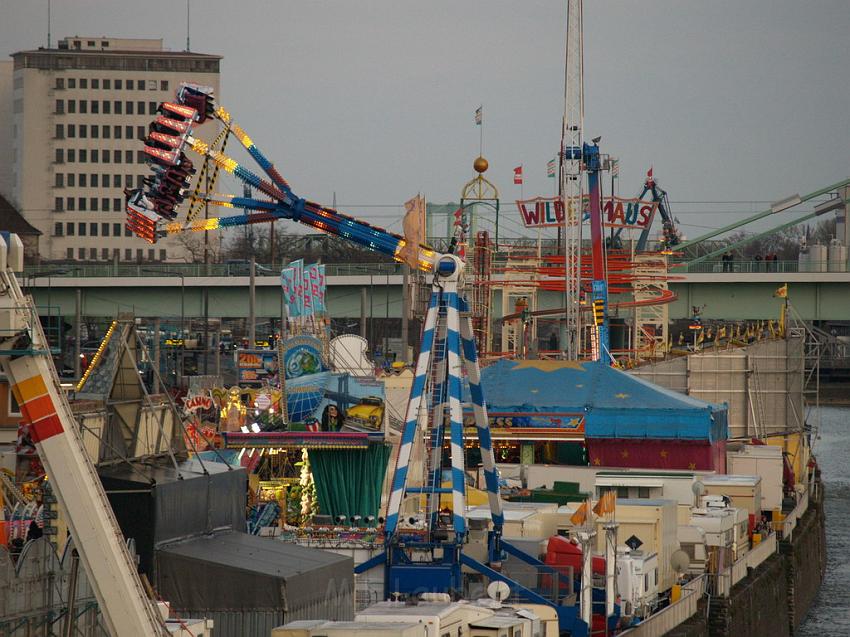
[74,288,82,379]
[152,317,161,394]
[360,287,368,340]
[248,257,256,348]
[401,265,410,362]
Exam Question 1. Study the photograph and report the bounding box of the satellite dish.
[671,549,690,574]
[691,481,706,497]
[487,581,511,603]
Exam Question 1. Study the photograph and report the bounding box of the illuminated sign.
[516,195,658,230]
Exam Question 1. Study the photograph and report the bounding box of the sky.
[2,0,849,240]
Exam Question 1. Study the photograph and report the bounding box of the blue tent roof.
[474,360,727,442]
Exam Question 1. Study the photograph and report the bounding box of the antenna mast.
[186,0,191,52]
[561,0,584,359]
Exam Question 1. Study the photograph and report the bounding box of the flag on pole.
[592,490,616,517]
[513,165,523,185]
[774,283,788,298]
[547,158,557,178]
[569,500,589,526]
[474,105,483,126]
[611,158,620,178]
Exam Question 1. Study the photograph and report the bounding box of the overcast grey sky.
[3,1,849,239]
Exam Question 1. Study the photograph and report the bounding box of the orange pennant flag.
[570,501,588,527]
[592,490,616,517]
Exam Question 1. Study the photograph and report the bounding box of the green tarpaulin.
[309,444,391,523]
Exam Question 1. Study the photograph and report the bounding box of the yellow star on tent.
[688,462,697,470]
[593,457,601,466]
[567,417,582,427]
[620,449,629,458]
[659,450,669,458]
[615,393,629,399]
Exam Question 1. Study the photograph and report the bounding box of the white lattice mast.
[561,0,584,359]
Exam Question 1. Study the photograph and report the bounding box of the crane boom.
[0,236,168,636]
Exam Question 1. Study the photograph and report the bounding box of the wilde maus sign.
[517,196,658,230]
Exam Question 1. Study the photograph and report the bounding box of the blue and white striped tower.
[383,254,504,591]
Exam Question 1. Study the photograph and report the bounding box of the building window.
[101,248,109,260]
[89,222,98,236]
[113,223,121,236]
[113,150,121,163]
[90,174,98,187]
[148,101,156,115]
[115,79,122,89]
[113,175,121,187]
[124,175,133,188]
[125,125,133,139]
[66,198,75,212]
[136,175,144,188]
[91,125,99,139]
[91,100,99,114]
[101,197,109,211]
[54,199,64,214]
[66,222,75,235]
[89,248,97,260]
[90,198,98,211]
[102,173,109,186]
[78,198,86,211]
[55,148,64,163]
[79,174,87,187]
[86,41,95,48]
[160,80,169,91]
[79,124,88,138]
[124,150,133,164]
[113,198,122,212]
[136,249,143,260]
[137,80,145,90]
[67,124,76,138]
[54,222,63,235]
[79,100,87,114]
[159,249,166,261]
[147,80,156,90]
[55,99,64,114]
[91,149,99,163]
[79,222,87,235]
[80,78,88,89]
[136,125,145,139]
[103,100,110,114]
[55,123,64,139]
[102,41,109,48]
[67,149,75,162]
[68,99,76,113]
[68,78,76,89]
[137,100,144,114]
[125,249,132,260]
[103,126,110,139]
[136,151,145,164]
[126,101,133,115]
[79,149,87,163]
[92,78,99,89]
[113,248,120,260]
[55,77,65,89]
[102,223,110,237]
[114,100,122,115]
[148,248,155,260]
[67,173,76,187]
[125,226,132,237]
[114,125,122,139]
[103,79,111,89]
[67,247,74,259]
[55,173,64,188]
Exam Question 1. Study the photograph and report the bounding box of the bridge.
[21,261,850,324]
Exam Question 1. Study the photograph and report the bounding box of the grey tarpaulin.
[154,531,353,630]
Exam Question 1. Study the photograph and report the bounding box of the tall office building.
[5,37,221,262]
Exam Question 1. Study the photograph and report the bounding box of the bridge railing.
[22,262,404,279]
[672,260,847,274]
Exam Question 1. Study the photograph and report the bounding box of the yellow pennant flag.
[774,283,788,299]
[592,490,616,517]
[570,501,589,527]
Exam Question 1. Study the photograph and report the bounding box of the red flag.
[514,165,523,185]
